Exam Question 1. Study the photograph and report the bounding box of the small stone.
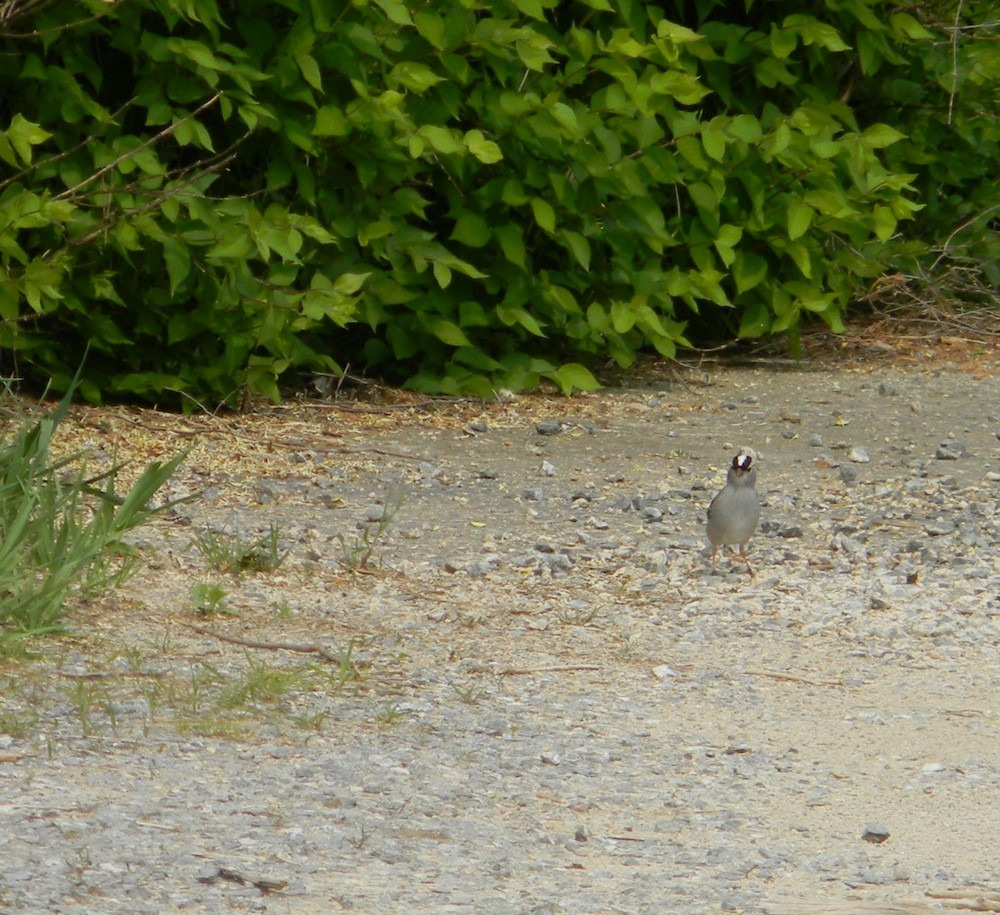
[540,460,556,477]
[466,555,502,576]
[861,823,890,844]
[839,465,860,483]
[522,488,544,502]
[574,825,589,842]
[468,420,488,433]
[536,420,562,435]
[925,518,957,536]
[741,395,760,404]
[849,446,870,463]
[363,505,386,522]
[877,382,897,396]
[935,441,968,460]
[652,665,680,680]
[779,525,804,539]
[543,553,573,573]
[809,434,823,447]
[419,461,444,479]
[477,468,498,480]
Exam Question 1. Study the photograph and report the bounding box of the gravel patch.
[1,364,998,913]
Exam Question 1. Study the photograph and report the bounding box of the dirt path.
[1,359,998,913]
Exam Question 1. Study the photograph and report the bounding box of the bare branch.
[55,93,223,203]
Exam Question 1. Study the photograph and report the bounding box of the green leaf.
[551,363,600,396]
[610,301,635,333]
[732,252,768,295]
[433,261,452,288]
[738,302,771,338]
[769,25,798,60]
[728,115,762,143]
[787,203,814,241]
[465,130,503,164]
[315,106,350,137]
[430,319,470,347]
[701,125,727,162]
[560,230,591,271]
[713,224,742,267]
[419,125,463,155]
[873,205,896,241]
[496,223,527,268]
[498,305,545,336]
[414,12,447,49]
[530,197,556,233]
[451,211,491,247]
[295,52,323,91]
[163,239,191,294]
[860,124,907,149]
[389,62,444,92]
[5,115,52,165]
[333,272,370,295]
[889,12,931,40]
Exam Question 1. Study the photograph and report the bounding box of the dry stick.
[499,665,601,677]
[745,669,844,687]
[55,92,222,201]
[181,622,343,663]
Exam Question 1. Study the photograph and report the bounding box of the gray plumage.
[707,451,760,570]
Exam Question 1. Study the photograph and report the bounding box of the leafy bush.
[0,1,994,404]
[0,379,184,644]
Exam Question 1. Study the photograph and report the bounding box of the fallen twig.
[926,888,1000,912]
[181,623,343,663]
[744,669,844,687]
[499,665,601,676]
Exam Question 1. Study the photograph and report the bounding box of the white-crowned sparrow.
[707,450,760,574]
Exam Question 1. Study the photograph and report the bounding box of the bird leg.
[737,543,755,577]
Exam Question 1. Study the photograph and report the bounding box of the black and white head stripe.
[733,453,753,472]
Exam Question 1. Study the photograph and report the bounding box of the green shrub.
[0,1,994,404]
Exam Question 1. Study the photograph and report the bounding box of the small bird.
[707,450,761,574]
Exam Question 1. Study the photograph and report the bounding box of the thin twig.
[745,669,844,687]
[947,0,963,126]
[499,665,601,676]
[181,622,343,663]
[55,93,222,201]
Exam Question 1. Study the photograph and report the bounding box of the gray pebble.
[861,823,891,844]
[849,446,870,463]
[536,420,562,435]
[936,441,968,460]
[809,433,823,447]
[877,381,897,396]
[522,488,544,501]
[419,461,444,479]
[839,465,860,483]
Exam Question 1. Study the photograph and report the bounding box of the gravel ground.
[1,362,998,914]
